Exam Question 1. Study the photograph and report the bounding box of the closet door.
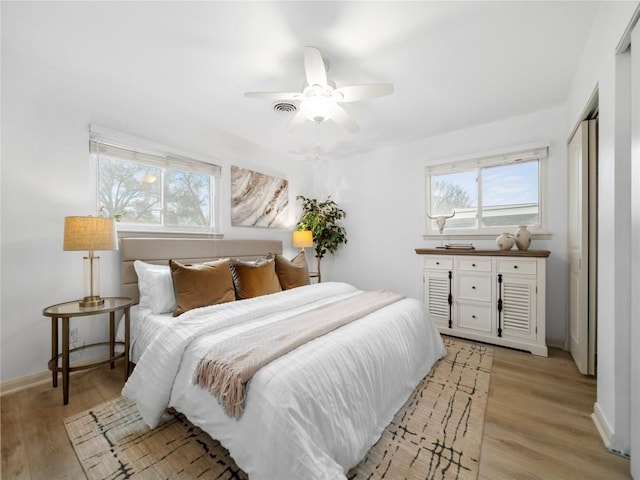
[567,120,596,375]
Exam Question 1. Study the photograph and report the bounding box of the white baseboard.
[0,354,119,397]
[0,369,52,397]
[592,401,613,448]
[546,337,566,350]
[591,402,632,459]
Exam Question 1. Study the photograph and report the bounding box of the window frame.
[90,129,221,235]
[424,144,549,237]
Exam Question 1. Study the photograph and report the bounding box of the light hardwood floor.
[1,340,631,479]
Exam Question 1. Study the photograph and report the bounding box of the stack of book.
[443,243,475,250]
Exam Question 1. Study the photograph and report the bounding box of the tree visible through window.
[93,139,219,232]
[431,171,477,229]
[99,158,162,224]
[426,147,546,234]
[166,171,211,227]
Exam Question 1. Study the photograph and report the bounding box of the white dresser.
[416,248,550,356]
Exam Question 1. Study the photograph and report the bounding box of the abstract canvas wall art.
[231,166,289,228]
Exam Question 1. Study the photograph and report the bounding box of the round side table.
[43,297,133,405]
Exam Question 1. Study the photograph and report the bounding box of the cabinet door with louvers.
[498,274,537,343]
[423,269,451,329]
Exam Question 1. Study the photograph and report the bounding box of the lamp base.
[80,296,105,308]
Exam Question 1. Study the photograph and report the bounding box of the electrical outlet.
[70,328,79,344]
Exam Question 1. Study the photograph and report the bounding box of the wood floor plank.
[0,344,632,479]
[1,363,123,479]
[478,342,630,480]
[0,402,31,480]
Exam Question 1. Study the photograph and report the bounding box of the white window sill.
[118,229,223,239]
[422,232,552,241]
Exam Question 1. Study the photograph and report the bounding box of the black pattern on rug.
[66,396,247,480]
[65,337,492,480]
[347,339,492,480]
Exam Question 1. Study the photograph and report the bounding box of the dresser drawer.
[457,303,492,332]
[424,256,453,270]
[457,257,492,272]
[458,273,492,301]
[497,259,537,275]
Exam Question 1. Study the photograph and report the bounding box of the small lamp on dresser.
[63,216,118,307]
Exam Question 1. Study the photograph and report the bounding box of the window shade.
[426,145,548,174]
[89,139,222,177]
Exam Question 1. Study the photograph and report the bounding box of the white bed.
[119,238,445,480]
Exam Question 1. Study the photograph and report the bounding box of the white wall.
[0,30,315,383]
[565,1,640,456]
[322,106,569,346]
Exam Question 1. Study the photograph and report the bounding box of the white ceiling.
[4,1,600,161]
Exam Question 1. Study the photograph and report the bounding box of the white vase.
[496,232,515,250]
[514,225,531,250]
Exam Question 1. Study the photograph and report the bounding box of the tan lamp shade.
[293,230,313,249]
[63,216,117,307]
[63,216,118,252]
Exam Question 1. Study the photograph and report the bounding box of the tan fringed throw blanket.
[195,290,405,417]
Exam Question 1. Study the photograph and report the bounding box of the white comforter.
[122,282,445,480]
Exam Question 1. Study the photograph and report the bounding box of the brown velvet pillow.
[169,259,235,316]
[230,257,282,300]
[275,252,310,290]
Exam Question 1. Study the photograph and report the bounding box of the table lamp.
[63,216,118,307]
[293,230,313,253]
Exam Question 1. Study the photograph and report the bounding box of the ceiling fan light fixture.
[244,46,393,132]
[300,95,337,123]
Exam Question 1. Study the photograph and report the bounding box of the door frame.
[587,119,597,376]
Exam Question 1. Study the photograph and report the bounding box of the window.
[91,138,221,233]
[425,146,548,235]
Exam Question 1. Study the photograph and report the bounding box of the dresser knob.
[472,315,476,319]
[472,263,476,267]
[514,265,519,269]
[472,286,476,289]
[436,261,440,265]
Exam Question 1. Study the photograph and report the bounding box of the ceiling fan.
[244,46,394,133]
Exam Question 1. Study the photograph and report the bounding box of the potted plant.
[296,195,347,282]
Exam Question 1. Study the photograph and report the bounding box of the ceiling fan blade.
[331,105,359,133]
[304,46,327,86]
[287,110,309,133]
[333,84,394,102]
[245,92,302,101]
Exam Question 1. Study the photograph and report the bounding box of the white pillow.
[134,260,177,315]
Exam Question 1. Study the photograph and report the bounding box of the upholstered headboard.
[121,237,283,303]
